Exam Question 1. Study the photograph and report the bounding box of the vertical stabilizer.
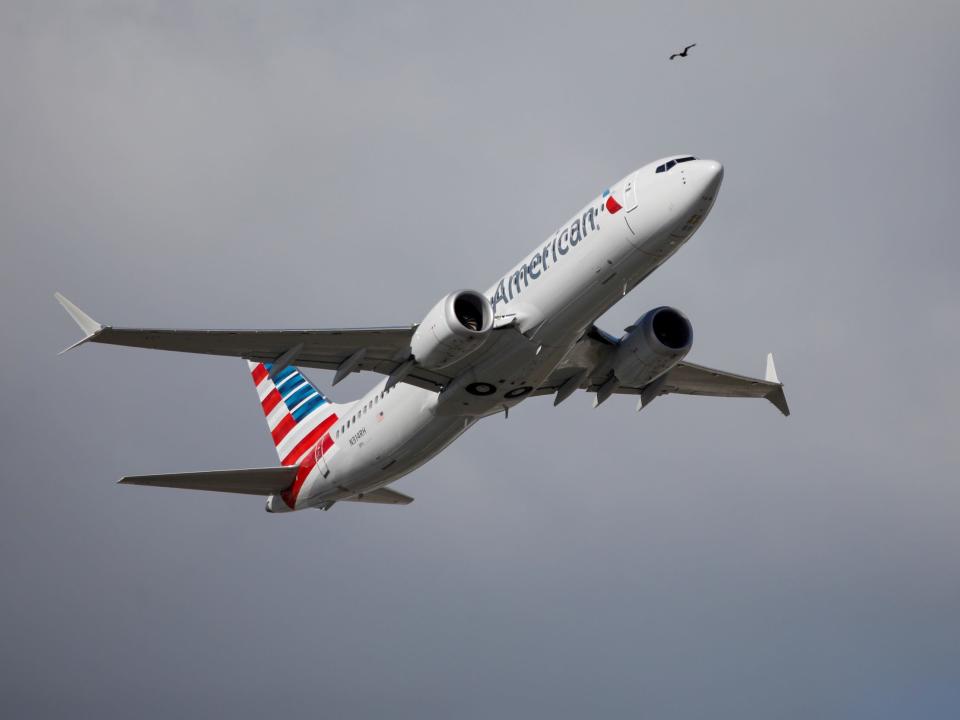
[247,361,340,467]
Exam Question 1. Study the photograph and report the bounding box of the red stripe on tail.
[261,389,282,415]
[280,413,339,507]
[251,363,269,385]
[281,413,338,466]
[271,413,297,444]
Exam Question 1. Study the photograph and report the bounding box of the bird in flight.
[670,43,697,60]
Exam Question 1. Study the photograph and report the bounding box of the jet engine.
[410,290,494,370]
[612,306,692,387]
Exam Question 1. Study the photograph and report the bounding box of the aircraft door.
[622,172,639,212]
[621,172,640,236]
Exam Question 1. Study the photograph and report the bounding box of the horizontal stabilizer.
[342,487,414,505]
[119,467,298,495]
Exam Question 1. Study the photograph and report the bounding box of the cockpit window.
[656,156,697,173]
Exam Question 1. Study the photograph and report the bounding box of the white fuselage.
[270,157,724,511]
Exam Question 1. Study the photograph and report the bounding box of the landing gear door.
[622,172,639,212]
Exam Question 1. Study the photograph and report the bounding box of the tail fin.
[247,361,340,466]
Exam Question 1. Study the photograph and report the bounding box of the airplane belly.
[526,232,643,347]
[298,387,469,503]
[380,415,473,478]
[511,225,638,337]
[435,218,648,417]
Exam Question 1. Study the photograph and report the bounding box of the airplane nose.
[697,159,724,191]
[676,159,723,203]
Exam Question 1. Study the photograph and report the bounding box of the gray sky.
[2,1,959,717]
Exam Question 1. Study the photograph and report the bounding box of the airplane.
[56,155,789,514]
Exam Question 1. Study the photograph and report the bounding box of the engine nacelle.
[612,306,692,387]
[410,290,494,370]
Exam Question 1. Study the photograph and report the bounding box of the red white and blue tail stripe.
[248,361,339,508]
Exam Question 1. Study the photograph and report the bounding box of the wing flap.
[119,467,298,495]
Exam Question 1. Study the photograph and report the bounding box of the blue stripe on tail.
[292,394,325,421]
[263,363,331,421]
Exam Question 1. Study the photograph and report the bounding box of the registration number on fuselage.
[349,428,367,446]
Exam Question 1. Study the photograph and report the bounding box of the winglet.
[55,292,104,353]
[765,386,790,417]
[763,353,790,416]
[765,352,780,384]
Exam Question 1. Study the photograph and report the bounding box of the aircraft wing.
[55,292,450,391]
[536,327,790,416]
[606,359,790,416]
